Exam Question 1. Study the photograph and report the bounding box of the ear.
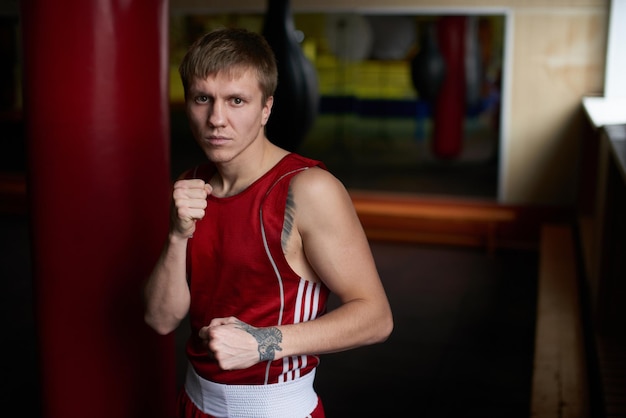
[262,96,273,125]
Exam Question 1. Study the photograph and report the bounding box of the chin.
[204,150,234,164]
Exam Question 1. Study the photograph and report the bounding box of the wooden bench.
[530,224,588,418]
[349,190,516,254]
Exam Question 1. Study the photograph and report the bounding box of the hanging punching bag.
[432,16,466,159]
[262,0,320,152]
[410,21,446,105]
[20,1,175,417]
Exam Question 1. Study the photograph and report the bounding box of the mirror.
[169,11,506,200]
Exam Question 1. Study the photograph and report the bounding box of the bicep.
[293,170,382,301]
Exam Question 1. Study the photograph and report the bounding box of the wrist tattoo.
[238,321,283,361]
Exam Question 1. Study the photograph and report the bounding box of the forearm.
[276,297,393,359]
[199,299,392,372]
[143,234,191,335]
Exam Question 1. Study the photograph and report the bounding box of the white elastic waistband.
[184,365,318,418]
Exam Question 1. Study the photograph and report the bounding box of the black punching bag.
[410,21,446,104]
[262,0,319,152]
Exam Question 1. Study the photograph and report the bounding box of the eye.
[194,95,209,104]
[231,97,244,105]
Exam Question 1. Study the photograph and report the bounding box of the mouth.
[204,135,229,145]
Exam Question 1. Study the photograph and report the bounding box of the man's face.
[185,68,272,164]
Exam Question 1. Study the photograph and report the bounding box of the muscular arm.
[274,168,393,356]
[143,179,212,335]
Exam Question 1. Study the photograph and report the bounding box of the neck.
[211,141,289,197]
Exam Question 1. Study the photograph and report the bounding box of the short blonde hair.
[178,27,278,104]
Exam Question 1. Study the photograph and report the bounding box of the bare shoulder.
[289,166,359,229]
[290,166,351,205]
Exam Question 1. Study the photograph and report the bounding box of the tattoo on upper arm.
[237,321,283,362]
[282,188,295,249]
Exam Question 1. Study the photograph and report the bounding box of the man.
[144,27,393,418]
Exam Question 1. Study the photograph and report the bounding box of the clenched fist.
[171,179,212,238]
[199,317,283,371]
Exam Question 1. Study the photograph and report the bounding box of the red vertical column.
[20,1,176,417]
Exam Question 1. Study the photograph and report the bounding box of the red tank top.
[185,153,330,385]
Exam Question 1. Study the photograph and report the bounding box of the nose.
[208,101,226,127]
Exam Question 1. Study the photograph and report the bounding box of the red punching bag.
[20,1,176,417]
[432,16,466,159]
